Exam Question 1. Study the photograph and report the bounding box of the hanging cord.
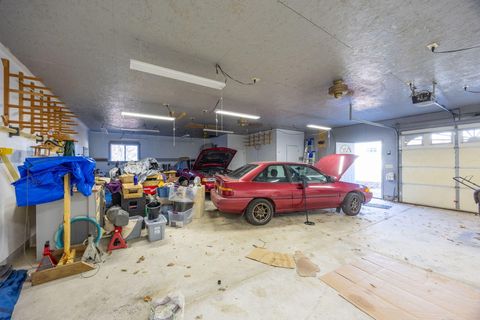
[215,64,257,86]
[23,168,36,271]
[464,86,480,94]
[430,43,480,54]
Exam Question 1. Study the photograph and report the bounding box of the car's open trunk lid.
[193,147,237,171]
[314,154,358,181]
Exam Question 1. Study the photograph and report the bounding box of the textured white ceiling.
[1,0,480,136]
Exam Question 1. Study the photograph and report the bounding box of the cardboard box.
[122,183,143,199]
[119,174,134,184]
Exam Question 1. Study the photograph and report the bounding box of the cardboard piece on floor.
[246,248,295,269]
[293,251,319,277]
[321,253,480,320]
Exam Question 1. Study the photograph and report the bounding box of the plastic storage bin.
[157,186,170,198]
[124,215,143,240]
[168,208,193,228]
[144,215,167,242]
[173,201,194,212]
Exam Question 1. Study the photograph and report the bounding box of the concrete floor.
[12,200,480,320]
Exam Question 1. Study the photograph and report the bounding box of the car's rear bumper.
[210,189,250,214]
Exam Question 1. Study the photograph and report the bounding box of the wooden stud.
[2,58,10,124]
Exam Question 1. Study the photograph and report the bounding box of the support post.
[58,173,74,265]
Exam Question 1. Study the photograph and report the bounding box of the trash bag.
[149,291,185,320]
[122,158,161,183]
[12,156,96,206]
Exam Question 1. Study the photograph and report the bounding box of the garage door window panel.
[461,128,480,143]
[403,134,423,147]
[431,132,452,145]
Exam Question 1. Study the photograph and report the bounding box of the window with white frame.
[404,134,423,146]
[110,143,139,161]
[431,131,452,144]
[461,128,480,143]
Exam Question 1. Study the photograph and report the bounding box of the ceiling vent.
[328,79,350,99]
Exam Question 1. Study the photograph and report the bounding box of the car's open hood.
[193,147,237,170]
[314,154,358,181]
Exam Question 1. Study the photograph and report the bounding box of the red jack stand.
[108,226,127,252]
[36,241,57,272]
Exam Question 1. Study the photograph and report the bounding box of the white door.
[336,141,382,198]
[286,145,299,162]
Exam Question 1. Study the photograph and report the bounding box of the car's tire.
[342,193,363,216]
[245,199,274,225]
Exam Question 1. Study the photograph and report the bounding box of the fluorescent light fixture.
[121,111,175,121]
[215,110,260,120]
[120,128,160,133]
[307,124,332,131]
[130,59,226,90]
[203,128,234,134]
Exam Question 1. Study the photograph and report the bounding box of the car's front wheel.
[342,193,363,216]
[245,199,274,225]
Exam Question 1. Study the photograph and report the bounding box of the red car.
[177,147,237,191]
[211,154,373,225]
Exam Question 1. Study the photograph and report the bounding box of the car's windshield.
[227,164,258,179]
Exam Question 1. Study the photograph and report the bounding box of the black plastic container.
[146,201,161,220]
[173,201,194,212]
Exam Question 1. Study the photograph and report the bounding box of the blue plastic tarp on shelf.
[12,156,96,206]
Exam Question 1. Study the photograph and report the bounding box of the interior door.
[286,164,339,210]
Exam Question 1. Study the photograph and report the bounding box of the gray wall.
[89,131,213,173]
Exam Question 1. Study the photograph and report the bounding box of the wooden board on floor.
[31,261,95,285]
[321,253,480,320]
[246,248,295,269]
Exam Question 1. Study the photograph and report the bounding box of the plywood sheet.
[321,254,480,320]
[246,248,295,269]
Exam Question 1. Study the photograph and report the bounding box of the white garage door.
[458,124,480,212]
[400,124,480,213]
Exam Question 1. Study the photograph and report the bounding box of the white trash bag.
[149,291,185,320]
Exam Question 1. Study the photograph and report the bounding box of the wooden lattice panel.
[2,58,78,136]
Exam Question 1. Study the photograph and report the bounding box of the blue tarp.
[0,269,27,320]
[12,156,96,206]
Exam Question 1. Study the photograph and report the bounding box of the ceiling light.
[120,128,160,133]
[121,111,175,121]
[130,59,226,90]
[215,110,260,120]
[203,128,234,134]
[307,124,332,131]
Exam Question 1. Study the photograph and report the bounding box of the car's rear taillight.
[218,185,234,197]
